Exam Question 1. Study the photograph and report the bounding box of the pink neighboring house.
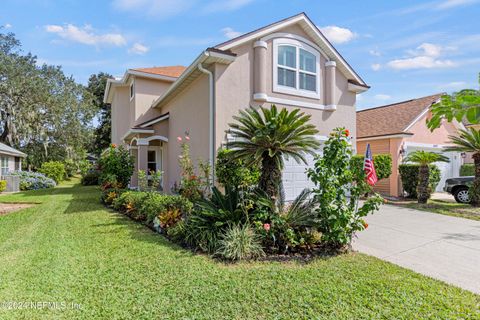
[357,93,465,197]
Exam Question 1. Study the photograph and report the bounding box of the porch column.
[137,139,149,175]
[130,147,138,187]
[253,40,267,102]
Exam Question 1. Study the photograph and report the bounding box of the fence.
[1,175,20,192]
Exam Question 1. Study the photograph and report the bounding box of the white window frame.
[129,80,135,101]
[1,157,9,176]
[273,38,321,99]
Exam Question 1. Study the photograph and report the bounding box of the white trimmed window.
[273,38,320,99]
[1,157,9,175]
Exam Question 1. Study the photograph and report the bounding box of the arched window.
[273,38,320,99]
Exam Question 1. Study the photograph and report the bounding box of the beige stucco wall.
[111,86,131,146]
[118,22,359,190]
[214,24,357,155]
[134,77,172,126]
[158,74,210,190]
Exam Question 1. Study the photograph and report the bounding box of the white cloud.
[128,42,149,54]
[374,94,392,101]
[369,49,381,56]
[4,23,12,29]
[112,0,195,18]
[409,43,442,57]
[437,81,468,90]
[45,24,127,47]
[386,42,456,70]
[371,63,381,71]
[203,0,255,13]
[221,27,242,39]
[387,56,455,69]
[436,0,478,10]
[319,25,357,44]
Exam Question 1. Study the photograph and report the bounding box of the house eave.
[121,128,155,142]
[215,12,368,87]
[357,133,414,141]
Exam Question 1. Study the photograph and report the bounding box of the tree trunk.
[471,153,480,207]
[417,164,430,204]
[259,155,281,201]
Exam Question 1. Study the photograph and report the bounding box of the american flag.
[364,143,378,186]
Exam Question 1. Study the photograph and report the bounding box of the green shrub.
[101,188,126,206]
[399,164,441,198]
[78,160,93,176]
[39,161,66,183]
[63,159,77,177]
[183,187,246,253]
[112,191,147,220]
[99,145,134,188]
[351,154,392,181]
[11,171,56,190]
[81,170,100,185]
[460,164,475,176]
[112,191,192,225]
[216,224,265,261]
[216,149,260,188]
[0,180,6,192]
[137,192,192,225]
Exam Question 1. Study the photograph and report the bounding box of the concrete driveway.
[353,204,480,294]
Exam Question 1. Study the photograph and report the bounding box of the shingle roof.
[356,93,444,139]
[131,66,186,78]
[0,142,26,157]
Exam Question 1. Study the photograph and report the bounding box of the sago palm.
[226,105,320,200]
[445,128,480,206]
[404,150,449,204]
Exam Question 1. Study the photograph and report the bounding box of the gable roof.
[131,66,186,78]
[356,93,444,139]
[0,142,26,157]
[215,12,368,88]
[104,65,186,103]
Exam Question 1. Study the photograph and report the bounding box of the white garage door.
[282,149,323,201]
[405,145,461,192]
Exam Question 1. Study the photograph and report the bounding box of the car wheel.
[453,187,470,204]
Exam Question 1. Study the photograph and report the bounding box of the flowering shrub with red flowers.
[307,127,383,249]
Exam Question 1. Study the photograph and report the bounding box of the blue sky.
[1,0,479,109]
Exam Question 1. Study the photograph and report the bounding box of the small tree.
[307,128,383,249]
[403,151,449,204]
[227,105,319,201]
[99,144,134,188]
[445,128,480,206]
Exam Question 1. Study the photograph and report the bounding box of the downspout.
[197,63,215,185]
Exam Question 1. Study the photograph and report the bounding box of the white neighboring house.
[0,142,26,177]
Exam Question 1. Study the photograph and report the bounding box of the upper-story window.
[129,80,135,100]
[273,38,320,99]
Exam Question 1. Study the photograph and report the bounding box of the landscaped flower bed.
[100,106,389,261]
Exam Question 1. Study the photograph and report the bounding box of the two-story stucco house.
[105,13,369,200]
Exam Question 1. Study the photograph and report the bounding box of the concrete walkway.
[352,204,480,294]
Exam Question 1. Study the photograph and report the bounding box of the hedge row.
[460,164,475,176]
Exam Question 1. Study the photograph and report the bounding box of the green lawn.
[0,179,479,319]
[390,199,480,221]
